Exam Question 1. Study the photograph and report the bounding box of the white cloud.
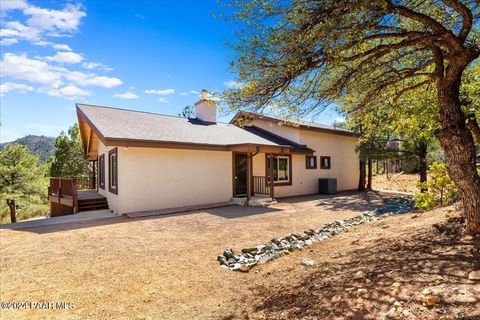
[34,40,72,51]
[0,3,121,100]
[145,88,175,95]
[46,51,83,63]
[0,0,28,13]
[84,75,122,88]
[1,53,123,98]
[0,82,34,96]
[0,38,18,45]
[82,61,113,72]
[1,21,40,41]
[52,43,71,51]
[223,80,244,89]
[334,117,346,123]
[0,2,86,46]
[82,61,100,69]
[113,92,138,99]
[23,4,86,33]
[179,90,199,96]
[0,53,62,86]
[158,97,168,103]
[47,85,90,98]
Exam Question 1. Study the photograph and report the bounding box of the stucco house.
[49,91,359,216]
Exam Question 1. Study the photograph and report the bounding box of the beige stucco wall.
[97,141,233,214]
[251,119,360,197]
[96,118,358,213]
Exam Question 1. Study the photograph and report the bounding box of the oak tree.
[223,0,480,234]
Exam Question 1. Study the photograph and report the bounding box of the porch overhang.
[77,109,103,161]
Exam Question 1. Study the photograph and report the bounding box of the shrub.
[414,162,458,210]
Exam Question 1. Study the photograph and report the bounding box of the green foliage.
[0,144,48,223]
[49,124,90,177]
[221,0,478,117]
[178,105,195,118]
[414,162,458,210]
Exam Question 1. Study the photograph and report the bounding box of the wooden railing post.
[269,154,274,199]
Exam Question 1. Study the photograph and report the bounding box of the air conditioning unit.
[318,178,337,194]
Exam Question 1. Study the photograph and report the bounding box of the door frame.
[232,152,249,197]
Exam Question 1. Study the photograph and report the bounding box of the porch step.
[230,196,277,207]
[78,198,109,212]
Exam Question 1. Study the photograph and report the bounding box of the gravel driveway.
[0,191,394,320]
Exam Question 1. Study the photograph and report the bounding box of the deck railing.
[48,177,79,213]
[73,176,96,190]
[253,176,273,196]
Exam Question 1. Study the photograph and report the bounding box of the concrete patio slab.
[0,209,116,231]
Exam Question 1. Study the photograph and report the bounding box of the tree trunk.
[7,199,16,224]
[435,72,480,236]
[358,160,366,191]
[466,114,480,146]
[367,158,372,190]
[418,140,428,192]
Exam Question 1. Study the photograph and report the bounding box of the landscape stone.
[468,270,480,281]
[219,197,415,271]
[301,257,316,266]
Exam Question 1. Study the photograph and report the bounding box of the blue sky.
[0,0,342,142]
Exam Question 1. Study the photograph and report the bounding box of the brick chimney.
[194,89,216,123]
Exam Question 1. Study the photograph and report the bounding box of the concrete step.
[230,196,277,207]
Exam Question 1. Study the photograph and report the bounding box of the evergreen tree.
[50,124,90,178]
[0,145,46,223]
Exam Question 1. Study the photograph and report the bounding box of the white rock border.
[218,197,415,271]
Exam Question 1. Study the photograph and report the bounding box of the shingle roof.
[230,111,356,137]
[243,126,315,153]
[76,104,289,147]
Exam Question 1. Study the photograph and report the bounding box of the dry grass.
[1,191,478,319]
[372,173,420,194]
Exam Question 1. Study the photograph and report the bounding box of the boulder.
[468,270,480,281]
[301,257,316,267]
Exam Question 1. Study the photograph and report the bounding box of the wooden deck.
[49,177,108,216]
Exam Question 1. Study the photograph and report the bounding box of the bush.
[414,162,458,210]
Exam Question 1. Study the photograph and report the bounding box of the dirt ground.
[372,173,420,194]
[0,191,478,319]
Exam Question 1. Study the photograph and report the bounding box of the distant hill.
[0,135,55,162]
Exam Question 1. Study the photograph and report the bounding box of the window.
[108,148,118,194]
[320,156,331,169]
[266,155,291,185]
[306,155,317,169]
[98,154,105,189]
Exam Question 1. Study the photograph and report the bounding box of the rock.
[257,253,275,264]
[231,263,242,271]
[392,282,401,288]
[223,248,235,259]
[217,256,228,265]
[422,288,440,307]
[301,257,316,267]
[357,288,367,293]
[423,294,440,307]
[353,270,366,280]
[468,270,480,281]
[257,244,268,252]
[402,308,413,318]
[218,197,415,271]
[239,264,250,272]
[393,301,402,307]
